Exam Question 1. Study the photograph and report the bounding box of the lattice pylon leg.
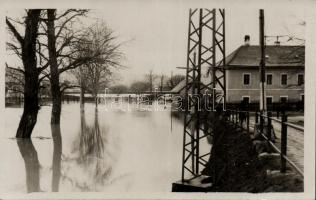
[180,8,226,187]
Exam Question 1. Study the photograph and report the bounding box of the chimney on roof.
[244,35,250,46]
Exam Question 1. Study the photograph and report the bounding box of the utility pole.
[259,9,266,113]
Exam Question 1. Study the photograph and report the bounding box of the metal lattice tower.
[181,8,226,184]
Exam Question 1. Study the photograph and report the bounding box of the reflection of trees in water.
[51,124,62,192]
[16,126,63,193]
[74,108,112,186]
[79,109,104,163]
[16,139,40,193]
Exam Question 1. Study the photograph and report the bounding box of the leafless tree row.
[6,9,123,137]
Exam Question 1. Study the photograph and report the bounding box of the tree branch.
[6,17,24,44]
[60,84,80,93]
[5,63,25,74]
[55,10,87,39]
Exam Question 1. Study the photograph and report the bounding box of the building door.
[242,96,250,104]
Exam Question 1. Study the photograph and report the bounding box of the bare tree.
[44,9,93,124]
[29,9,108,124]
[72,66,89,108]
[159,74,164,93]
[145,70,157,94]
[72,21,123,108]
[7,9,94,127]
[129,81,151,94]
[6,10,43,138]
[109,85,128,94]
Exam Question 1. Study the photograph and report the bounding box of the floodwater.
[0,102,187,194]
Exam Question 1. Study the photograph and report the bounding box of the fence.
[226,109,304,177]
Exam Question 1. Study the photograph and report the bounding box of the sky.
[5,2,305,86]
[84,3,305,85]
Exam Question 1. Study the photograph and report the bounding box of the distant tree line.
[108,72,185,94]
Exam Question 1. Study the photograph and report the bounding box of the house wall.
[226,67,304,103]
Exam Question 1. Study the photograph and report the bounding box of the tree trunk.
[47,9,62,124]
[95,95,98,108]
[16,139,40,192]
[80,86,85,109]
[16,10,42,138]
[16,75,39,138]
[51,91,61,124]
[51,124,62,192]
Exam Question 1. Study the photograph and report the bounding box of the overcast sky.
[6,3,305,86]
[85,3,305,85]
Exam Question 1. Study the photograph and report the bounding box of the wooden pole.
[259,9,266,113]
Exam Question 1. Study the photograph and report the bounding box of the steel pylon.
[181,8,226,185]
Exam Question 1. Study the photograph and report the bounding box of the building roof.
[171,45,305,93]
[226,45,305,67]
[170,79,186,93]
[170,75,213,94]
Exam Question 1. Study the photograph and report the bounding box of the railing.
[226,109,304,177]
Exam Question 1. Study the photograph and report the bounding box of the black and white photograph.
[0,0,315,199]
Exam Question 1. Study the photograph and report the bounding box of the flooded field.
[0,102,188,193]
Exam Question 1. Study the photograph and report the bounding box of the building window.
[242,96,250,104]
[266,74,272,85]
[281,74,287,85]
[266,96,273,105]
[266,96,273,110]
[243,74,250,85]
[298,74,304,85]
[301,94,304,102]
[280,96,288,103]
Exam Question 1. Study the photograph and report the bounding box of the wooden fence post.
[255,112,258,123]
[260,112,264,134]
[280,113,288,173]
[267,112,272,153]
[233,111,235,125]
[267,112,272,141]
[247,111,250,134]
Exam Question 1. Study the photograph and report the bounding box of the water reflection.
[68,108,112,190]
[5,103,184,193]
[78,109,104,162]
[51,124,62,192]
[16,139,40,193]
